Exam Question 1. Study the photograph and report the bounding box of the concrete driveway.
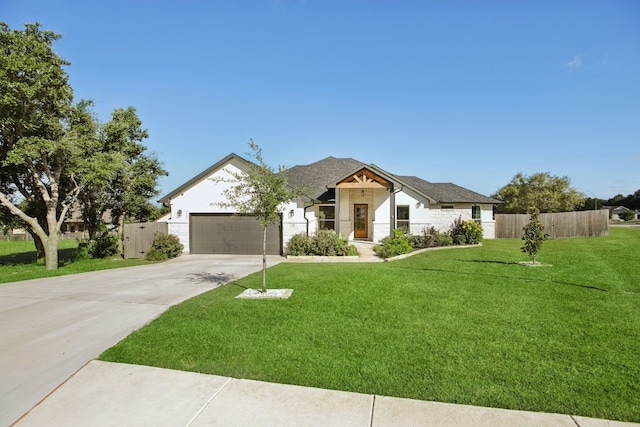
[0,254,282,426]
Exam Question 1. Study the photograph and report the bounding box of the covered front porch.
[333,167,395,242]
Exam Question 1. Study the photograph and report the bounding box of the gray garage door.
[190,214,282,255]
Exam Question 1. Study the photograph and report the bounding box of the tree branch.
[0,190,46,237]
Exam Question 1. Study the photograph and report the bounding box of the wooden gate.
[123,222,168,259]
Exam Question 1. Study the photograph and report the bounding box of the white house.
[158,153,502,255]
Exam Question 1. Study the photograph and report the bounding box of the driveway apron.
[0,254,282,427]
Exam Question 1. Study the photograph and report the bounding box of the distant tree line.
[492,172,639,215]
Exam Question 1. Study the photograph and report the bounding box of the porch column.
[389,186,395,238]
[335,187,341,236]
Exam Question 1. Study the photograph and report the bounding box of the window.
[397,205,410,232]
[318,205,335,230]
[441,205,454,210]
[472,205,481,223]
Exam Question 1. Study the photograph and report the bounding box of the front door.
[354,204,368,239]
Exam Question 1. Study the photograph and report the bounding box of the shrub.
[374,229,413,259]
[436,233,453,247]
[91,231,120,258]
[449,216,465,244]
[619,211,635,221]
[287,233,313,256]
[286,230,358,256]
[146,233,183,261]
[75,239,91,260]
[454,234,467,245]
[76,231,119,259]
[449,216,483,245]
[422,226,438,248]
[145,248,168,262]
[462,220,483,244]
[408,234,426,249]
[408,226,437,249]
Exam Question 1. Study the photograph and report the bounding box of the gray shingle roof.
[160,154,500,205]
[395,175,502,204]
[284,157,365,200]
[284,156,500,204]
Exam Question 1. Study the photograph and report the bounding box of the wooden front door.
[354,204,368,239]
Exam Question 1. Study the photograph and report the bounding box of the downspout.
[303,199,316,236]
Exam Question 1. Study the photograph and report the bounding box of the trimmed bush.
[462,220,483,244]
[449,216,483,245]
[146,233,183,261]
[286,230,358,256]
[287,233,313,256]
[374,229,413,259]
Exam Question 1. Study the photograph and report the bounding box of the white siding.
[282,200,307,249]
[164,159,249,253]
[393,188,432,237]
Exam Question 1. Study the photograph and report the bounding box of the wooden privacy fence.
[123,222,168,259]
[495,210,609,239]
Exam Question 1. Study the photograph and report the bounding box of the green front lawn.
[100,227,640,422]
[0,239,150,284]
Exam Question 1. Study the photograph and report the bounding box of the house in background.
[159,153,501,255]
[602,205,639,221]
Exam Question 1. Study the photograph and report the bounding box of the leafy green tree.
[492,172,585,214]
[521,207,548,264]
[0,23,165,268]
[578,197,604,211]
[79,107,167,248]
[0,22,98,269]
[215,140,302,292]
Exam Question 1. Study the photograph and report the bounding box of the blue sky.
[3,0,639,200]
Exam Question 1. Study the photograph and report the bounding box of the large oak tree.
[0,22,165,269]
[492,172,585,214]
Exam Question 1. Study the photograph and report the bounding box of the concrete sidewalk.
[15,360,638,427]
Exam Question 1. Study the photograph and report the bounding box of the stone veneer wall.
[282,221,308,253]
[167,221,190,253]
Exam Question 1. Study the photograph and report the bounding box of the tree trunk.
[27,229,46,260]
[262,226,267,293]
[117,215,125,257]
[44,233,59,270]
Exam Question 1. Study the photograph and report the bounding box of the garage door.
[189,214,282,255]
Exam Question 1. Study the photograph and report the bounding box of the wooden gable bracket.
[336,168,392,189]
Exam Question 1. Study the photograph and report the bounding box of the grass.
[0,239,150,284]
[99,227,637,422]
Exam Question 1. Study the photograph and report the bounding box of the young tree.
[521,207,548,264]
[215,140,302,292]
[493,172,585,214]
